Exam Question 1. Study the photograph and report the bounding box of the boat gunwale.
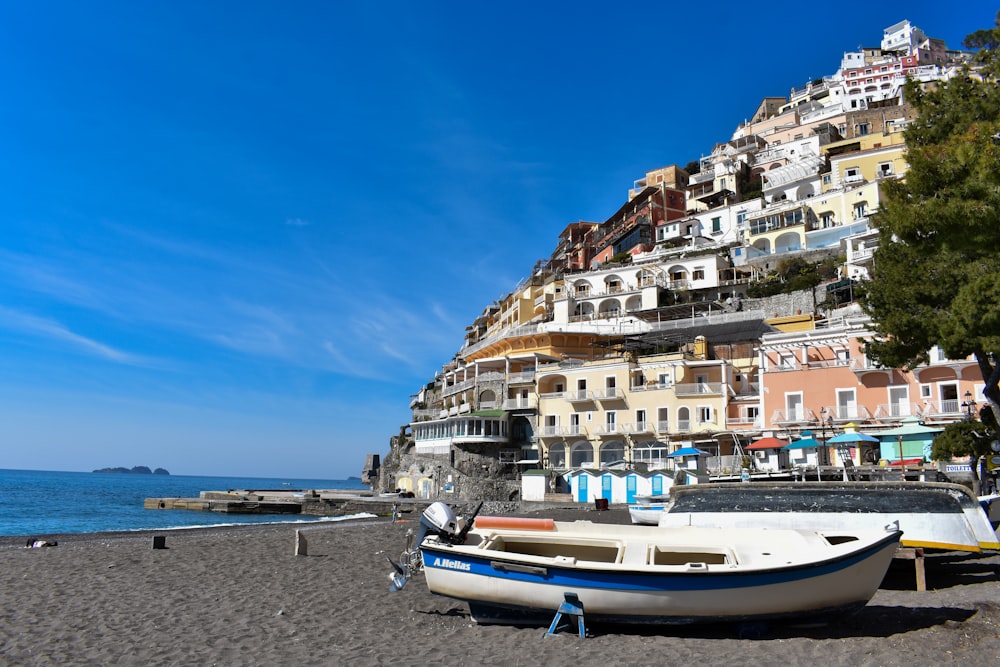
[419,529,903,581]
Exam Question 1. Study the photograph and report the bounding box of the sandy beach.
[2,508,999,666]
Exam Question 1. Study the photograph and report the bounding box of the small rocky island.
[93,466,170,475]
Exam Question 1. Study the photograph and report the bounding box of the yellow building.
[534,338,731,471]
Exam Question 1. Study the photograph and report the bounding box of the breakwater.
[145,489,432,517]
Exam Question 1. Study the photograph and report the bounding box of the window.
[657,407,669,431]
[854,202,868,219]
[605,411,616,433]
[779,353,795,370]
[888,386,910,417]
[822,174,832,185]
[857,122,870,136]
[785,394,803,421]
[635,409,646,431]
[692,268,705,281]
[820,211,835,227]
[543,415,558,435]
[711,217,722,233]
[836,389,857,420]
[697,406,713,423]
[877,162,894,177]
[844,167,862,183]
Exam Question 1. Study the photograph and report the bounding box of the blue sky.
[0,4,992,479]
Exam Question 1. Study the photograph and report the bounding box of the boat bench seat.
[621,543,648,565]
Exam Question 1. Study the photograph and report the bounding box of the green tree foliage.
[746,257,840,298]
[861,14,1000,411]
[930,419,992,464]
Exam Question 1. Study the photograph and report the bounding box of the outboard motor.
[386,501,482,592]
[418,502,463,543]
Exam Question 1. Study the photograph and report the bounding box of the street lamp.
[819,408,833,466]
[962,391,976,420]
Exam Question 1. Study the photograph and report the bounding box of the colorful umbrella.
[747,436,789,451]
[668,446,711,457]
[783,431,822,450]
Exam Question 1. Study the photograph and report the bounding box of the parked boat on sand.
[388,502,902,628]
[643,481,999,552]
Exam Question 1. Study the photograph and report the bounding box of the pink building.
[759,314,982,464]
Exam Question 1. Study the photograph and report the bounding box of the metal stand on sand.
[546,592,587,638]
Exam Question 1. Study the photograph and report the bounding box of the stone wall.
[384,447,521,502]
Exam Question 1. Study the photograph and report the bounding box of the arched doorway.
[570,441,595,468]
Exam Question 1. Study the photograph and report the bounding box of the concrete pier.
[144,490,431,518]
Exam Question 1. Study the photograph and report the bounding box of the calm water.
[0,468,370,537]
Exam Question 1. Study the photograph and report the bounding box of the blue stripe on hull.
[420,532,899,593]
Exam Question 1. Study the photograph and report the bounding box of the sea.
[0,468,370,537]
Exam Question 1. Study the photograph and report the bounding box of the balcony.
[537,425,588,438]
[767,360,802,373]
[731,382,760,398]
[850,358,885,374]
[619,421,653,434]
[806,358,851,369]
[538,391,567,400]
[566,390,594,403]
[594,387,624,401]
[502,397,537,411]
[674,382,723,396]
[441,378,475,397]
[507,371,536,384]
[919,400,965,418]
[727,415,762,428]
[872,403,916,420]
[771,409,817,425]
[828,406,873,422]
[591,423,621,436]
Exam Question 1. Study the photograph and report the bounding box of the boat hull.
[420,522,900,626]
[628,504,667,525]
[656,482,999,552]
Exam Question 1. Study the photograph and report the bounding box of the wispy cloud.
[0,306,149,366]
[285,217,311,227]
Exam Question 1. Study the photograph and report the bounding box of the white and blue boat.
[389,503,902,627]
[653,481,1000,553]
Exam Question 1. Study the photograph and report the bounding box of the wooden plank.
[893,546,926,592]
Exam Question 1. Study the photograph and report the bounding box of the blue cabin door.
[626,475,637,503]
[601,474,612,500]
[577,474,588,503]
[651,475,663,496]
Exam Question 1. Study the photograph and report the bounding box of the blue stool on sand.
[545,592,587,638]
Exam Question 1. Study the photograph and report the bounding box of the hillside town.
[364,19,994,503]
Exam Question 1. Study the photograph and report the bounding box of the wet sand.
[2,508,999,666]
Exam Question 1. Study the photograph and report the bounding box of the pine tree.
[861,13,1000,486]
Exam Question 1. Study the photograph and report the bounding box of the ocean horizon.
[0,468,371,537]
